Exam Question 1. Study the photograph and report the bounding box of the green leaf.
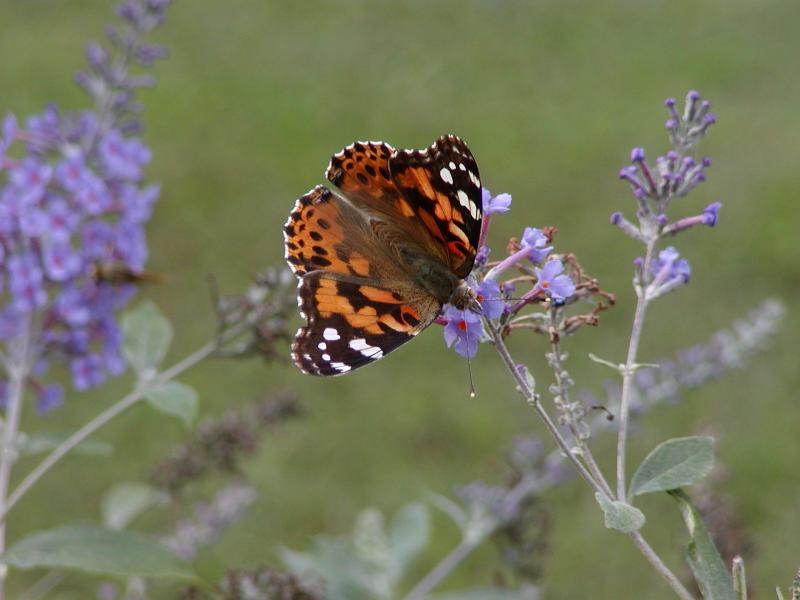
[670,489,735,600]
[122,301,172,375]
[20,432,112,457]
[431,586,542,600]
[281,538,373,600]
[631,436,714,496]
[595,493,645,533]
[102,483,167,530]
[144,381,197,427]
[388,502,430,572]
[0,523,196,581]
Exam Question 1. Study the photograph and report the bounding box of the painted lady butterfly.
[284,135,483,376]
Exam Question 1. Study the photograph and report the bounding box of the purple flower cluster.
[612,91,723,298]
[441,190,576,358]
[0,0,170,412]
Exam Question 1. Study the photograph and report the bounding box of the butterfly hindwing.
[292,271,440,376]
[389,134,483,278]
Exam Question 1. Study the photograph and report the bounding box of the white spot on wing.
[323,328,340,341]
[317,342,327,350]
[322,353,331,361]
[469,200,480,219]
[469,171,480,187]
[449,161,456,169]
[458,163,466,171]
[457,190,470,208]
[439,168,453,185]
[349,338,370,351]
[330,361,351,372]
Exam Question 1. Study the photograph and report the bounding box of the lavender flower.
[442,306,483,358]
[0,0,171,405]
[534,260,575,302]
[482,187,512,214]
[475,279,505,319]
[520,227,552,263]
[646,246,690,298]
[484,226,552,281]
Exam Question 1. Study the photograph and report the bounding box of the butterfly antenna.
[464,309,476,398]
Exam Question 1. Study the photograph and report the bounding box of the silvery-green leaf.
[102,482,166,530]
[281,538,373,600]
[388,502,430,572]
[144,381,197,427]
[0,523,195,581]
[631,436,714,496]
[20,432,112,457]
[595,493,645,533]
[122,301,172,375]
[670,489,735,600]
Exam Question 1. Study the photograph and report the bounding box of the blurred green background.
[2,1,799,598]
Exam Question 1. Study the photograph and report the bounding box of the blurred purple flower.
[534,260,575,302]
[37,384,64,414]
[650,246,690,285]
[443,305,483,358]
[71,354,107,391]
[0,0,171,409]
[99,129,151,181]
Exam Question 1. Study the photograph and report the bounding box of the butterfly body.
[284,135,483,376]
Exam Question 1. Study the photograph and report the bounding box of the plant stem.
[0,318,33,600]
[0,339,217,524]
[403,472,540,600]
[629,531,695,600]
[485,320,607,498]
[403,538,478,600]
[615,238,656,500]
[548,334,614,499]
[488,319,695,600]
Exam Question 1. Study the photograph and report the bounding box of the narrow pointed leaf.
[0,523,196,581]
[669,489,735,600]
[595,493,645,533]
[631,436,714,496]
[122,301,172,374]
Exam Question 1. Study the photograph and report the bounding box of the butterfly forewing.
[389,135,483,278]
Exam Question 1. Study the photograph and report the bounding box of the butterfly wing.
[292,270,440,376]
[284,184,382,279]
[389,134,483,279]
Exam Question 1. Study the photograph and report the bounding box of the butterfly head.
[449,279,483,315]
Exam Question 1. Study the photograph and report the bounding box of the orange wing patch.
[310,275,424,335]
[325,141,400,208]
[284,185,374,278]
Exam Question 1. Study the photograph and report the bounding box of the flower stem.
[402,538,478,600]
[615,238,657,500]
[0,317,33,600]
[0,339,217,524]
[548,331,615,499]
[485,320,607,498]
[487,319,694,600]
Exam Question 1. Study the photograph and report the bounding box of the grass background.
[1,0,799,597]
